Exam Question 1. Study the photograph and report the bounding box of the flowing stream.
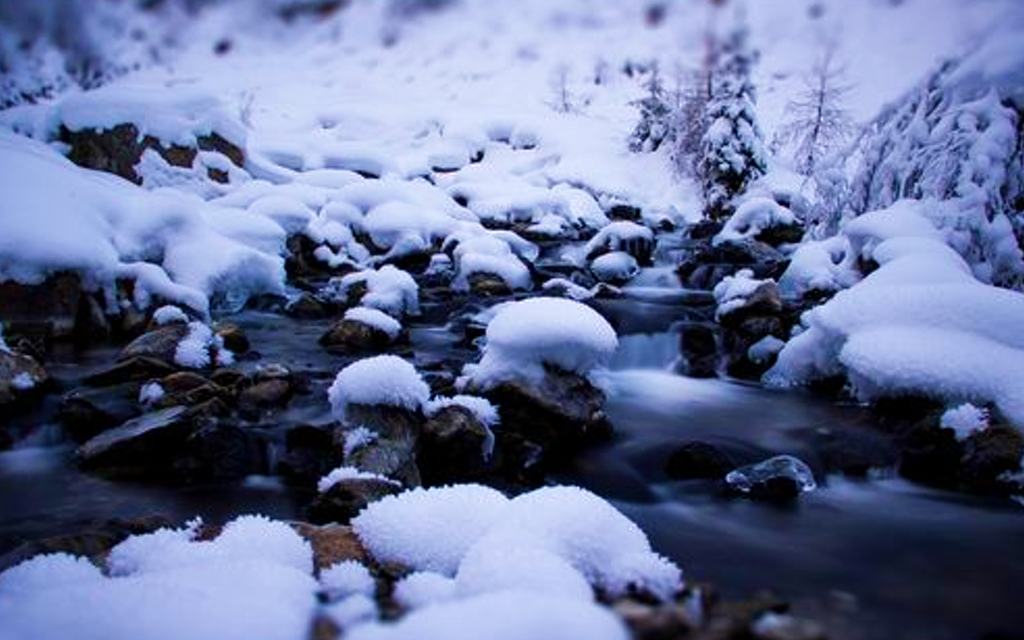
[0,278,1022,640]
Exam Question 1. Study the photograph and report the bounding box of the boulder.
[320,319,400,354]
[678,324,719,379]
[277,425,346,486]
[0,349,48,410]
[118,324,190,365]
[59,383,142,443]
[0,273,109,343]
[418,405,493,485]
[82,356,175,387]
[307,476,402,525]
[677,239,787,290]
[481,366,612,470]
[960,425,1024,494]
[214,323,250,354]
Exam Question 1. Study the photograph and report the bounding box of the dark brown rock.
[291,522,370,571]
[238,378,293,414]
[214,323,250,354]
[468,273,513,297]
[307,476,402,525]
[899,423,962,489]
[278,425,345,486]
[320,319,398,354]
[119,324,190,365]
[59,383,142,443]
[960,425,1024,494]
[665,442,736,480]
[83,357,176,387]
[0,349,48,409]
[418,405,493,485]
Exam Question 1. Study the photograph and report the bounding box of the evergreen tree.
[697,19,768,219]
[628,63,672,153]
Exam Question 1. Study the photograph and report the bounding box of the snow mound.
[328,355,430,422]
[352,485,511,575]
[352,484,681,603]
[320,561,376,599]
[344,307,403,339]
[0,515,317,640]
[330,265,420,318]
[591,252,639,283]
[0,131,284,315]
[460,297,618,389]
[777,238,858,299]
[448,232,534,292]
[583,221,653,260]
[713,269,772,319]
[393,572,457,610]
[153,305,189,326]
[767,202,1024,428]
[714,197,798,245]
[346,591,629,640]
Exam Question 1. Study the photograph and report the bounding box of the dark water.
[1,285,1023,640]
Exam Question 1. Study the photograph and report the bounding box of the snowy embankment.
[767,201,1024,427]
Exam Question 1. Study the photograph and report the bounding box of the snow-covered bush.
[459,298,618,389]
[328,355,431,422]
[847,35,1024,288]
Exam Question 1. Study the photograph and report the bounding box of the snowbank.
[767,202,1024,428]
[0,516,317,640]
[0,131,283,316]
[460,297,618,389]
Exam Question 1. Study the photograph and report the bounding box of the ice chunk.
[725,455,817,497]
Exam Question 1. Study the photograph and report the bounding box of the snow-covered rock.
[328,355,430,423]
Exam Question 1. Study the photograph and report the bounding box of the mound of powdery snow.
[766,201,1024,429]
[351,484,682,603]
[0,515,317,640]
[460,297,618,389]
[328,355,430,423]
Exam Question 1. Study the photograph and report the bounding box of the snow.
[714,197,798,245]
[591,252,639,283]
[941,404,990,441]
[425,395,500,427]
[448,232,534,293]
[393,572,458,610]
[11,372,35,391]
[174,321,215,369]
[583,221,653,260]
[460,297,618,389]
[328,355,431,422]
[343,426,379,458]
[346,591,629,640]
[767,202,1024,429]
[713,269,771,319]
[153,305,189,326]
[320,561,376,599]
[344,307,403,339]
[0,515,318,640]
[317,466,400,495]
[138,382,166,406]
[778,238,858,299]
[330,265,420,318]
[323,594,379,629]
[352,484,681,602]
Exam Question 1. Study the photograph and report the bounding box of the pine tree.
[697,18,768,220]
[628,63,672,153]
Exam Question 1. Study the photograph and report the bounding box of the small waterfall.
[609,331,681,371]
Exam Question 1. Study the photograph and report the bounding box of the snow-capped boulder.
[320,306,406,354]
[307,466,403,525]
[328,265,420,318]
[584,221,654,267]
[714,197,802,248]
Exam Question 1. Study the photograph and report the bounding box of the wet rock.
[347,437,422,488]
[0,349,48,410]
[418,405,493,485]
[665,442,736,480]
[608,204,642,221]
[210,368,246,389]
[0,515,173,574]
[238,378,293,415]
[291,522,370,571]
[678,324,719,379]
[688,219,723,240]
[214,323,250,354]
[756,221,805,248]
[960,425,1024,494]
[613,597,699,640]
[307,476,402,525]
[717,282,783,329]
[344,404,423,443]
[83,356,176,387]
[726,455,817,501]
[118,324,190,365]
[677,240,787,290]
[468,273,514,297]
[77,399,259,482]
[59,383,142,443]
[278,425,345,486]
[899,423,962,489]
[481,367,612,469]
[154,372,231,409]
[286,293,335,319]
[320,318,401,354]
[801,427,898,477]
[0,273,106,343]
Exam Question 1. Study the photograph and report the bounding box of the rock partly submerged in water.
[725,455,817,501]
